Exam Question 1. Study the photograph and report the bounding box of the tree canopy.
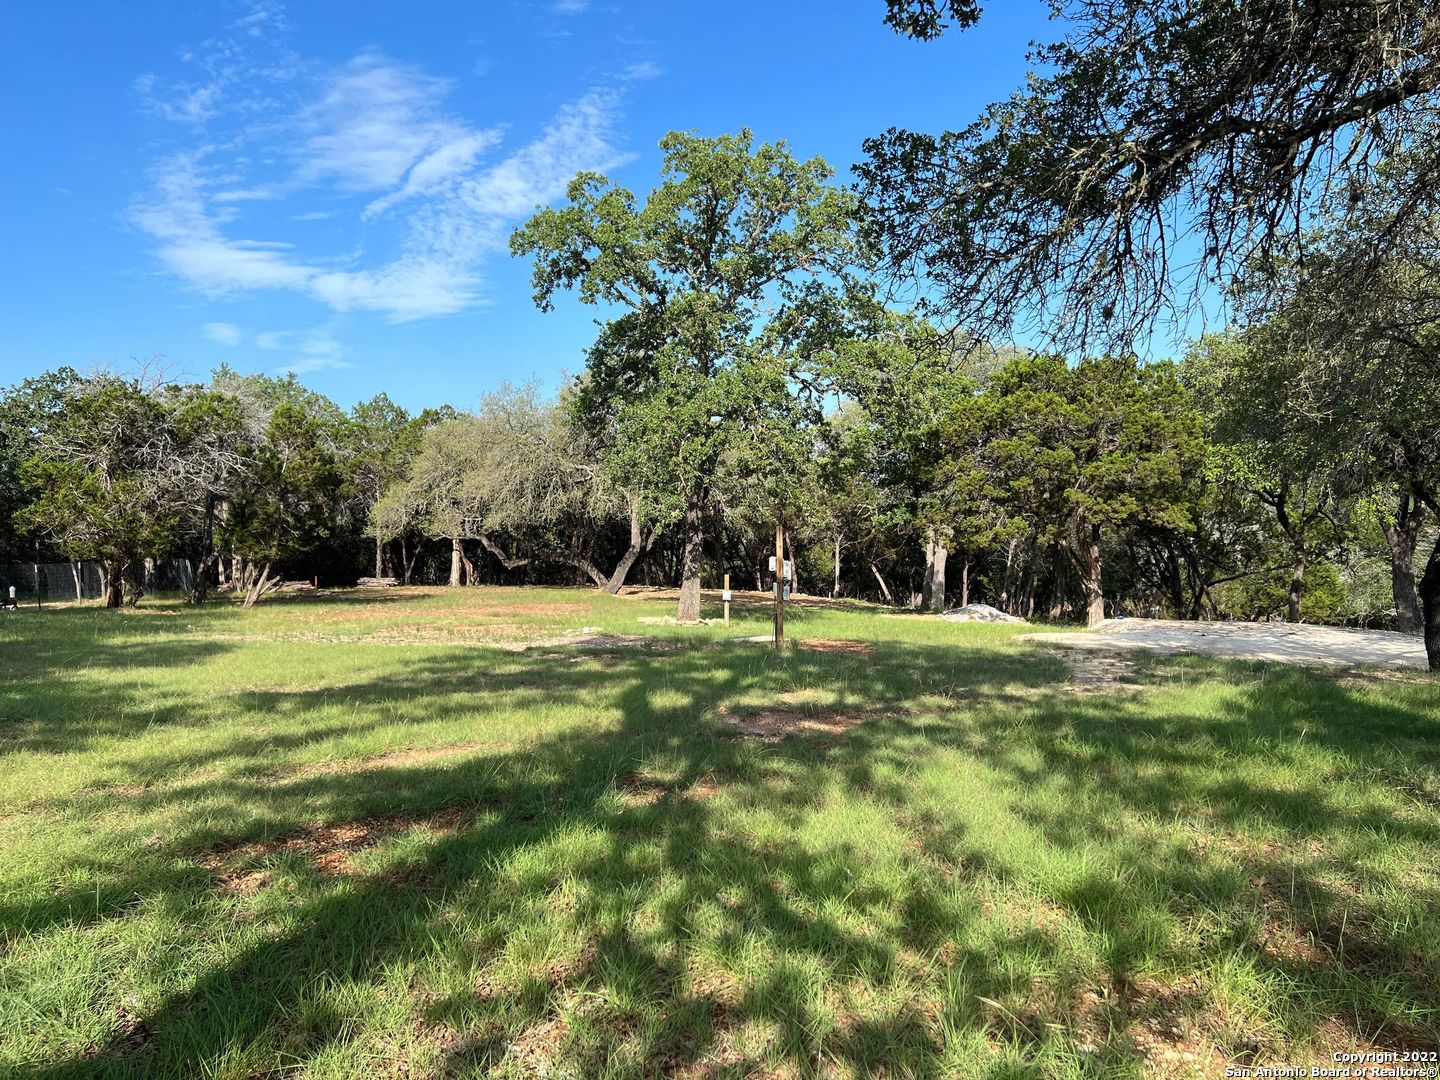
[512,129,867,620]
[860,0,1440,352]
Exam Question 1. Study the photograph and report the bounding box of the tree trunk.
[605,498,650,594]
[921,529,948,613]
[399,536,418,585]
[449,537,462,587]
[999,537,1018,614]
[1420,534,1440,672]
[71,561,83,600]
[1382,493,1425,634]
[832,533,841,598]
[124,562,145,607]
[189,552,218,605]
[676,495,704,623]
[563,556,610,588]
[375,536,384,579]
[477,534,530,572]
[104,561,123,608]
[1286,553,1306,623]
[960,558,971,607]
[785,528,799,595]
[1072,522,1105,627]
[242,561,275,609]
[869,561,895,605]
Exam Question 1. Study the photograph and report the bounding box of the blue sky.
[1,0,1053,412]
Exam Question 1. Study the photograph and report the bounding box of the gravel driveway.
[1022,618,1428,670]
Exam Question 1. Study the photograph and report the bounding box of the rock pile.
[939,603,1026,624]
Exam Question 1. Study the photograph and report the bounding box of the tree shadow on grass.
[846,653,1440,1058]
[3,628,1439,1076]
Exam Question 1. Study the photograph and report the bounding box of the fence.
[0,559,195,602]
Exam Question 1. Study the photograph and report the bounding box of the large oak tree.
[512,130,863,621]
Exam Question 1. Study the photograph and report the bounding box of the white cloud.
[264,325,353,374]
[274,355,352,375]
[132,31,631,323]
[363,128,504,219]
[131,151,316,294]
[552,0,588,12]
[135,74,224,125]
[203,321,243,345]
[296,53,484,193]
[459,90,628,217]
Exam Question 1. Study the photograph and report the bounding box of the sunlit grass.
[0,587,1436,1078]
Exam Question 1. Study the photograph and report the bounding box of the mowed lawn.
[1,589,1437,1079]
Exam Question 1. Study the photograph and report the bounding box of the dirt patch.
[1117,974,1222,1076]
[200,807,469,890]
[517,632,680,655]
[798,638,877,655]
[288,743,480,780]
[85,1003,155,1059]
[505,1018,569,1074]
[1057,649,1144,693]
[372,623,535,644]
[716,708,871,742]
[620,771,725,805]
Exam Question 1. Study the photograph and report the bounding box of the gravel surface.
[1022,618,1428,670]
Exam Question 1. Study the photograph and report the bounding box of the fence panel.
[0,559,193,602]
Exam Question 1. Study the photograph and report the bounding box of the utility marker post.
[774,521,785,651]
[722,573,731,626]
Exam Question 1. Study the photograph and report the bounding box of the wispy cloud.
[274,355,352,375]
[552,0,589,12]
[263,324,353,374]
[624,60,663,81]
[130,6,632,323]
[203,321,243,345]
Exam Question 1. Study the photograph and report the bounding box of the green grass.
[1,587,1437,1078]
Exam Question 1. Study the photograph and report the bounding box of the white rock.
[939,603,1026,624]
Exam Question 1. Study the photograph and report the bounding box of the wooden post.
[723,573,730,626]
[774,522,785,651]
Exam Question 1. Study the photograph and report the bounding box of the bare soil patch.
[1059,649,1145,693]
[620,771,725,806]
[287,743,481,780]
[518,632,681,656]
[716,708,871,742]
[505,1018,569,1075]
[199,806,470,890]
[798,638,877,655]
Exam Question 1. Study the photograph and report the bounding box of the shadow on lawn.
[4,608,1440,1077]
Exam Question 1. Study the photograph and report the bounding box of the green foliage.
[979,354,1204,540]
[0,367,78,557]
[17,376,179,574]
[861,0,1439,352]
[216,374,351,571]
[512,129,865,537]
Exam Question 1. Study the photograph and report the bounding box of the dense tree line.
[4,127,1438,668]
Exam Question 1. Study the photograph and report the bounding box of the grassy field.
[1,587,1437,1078]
